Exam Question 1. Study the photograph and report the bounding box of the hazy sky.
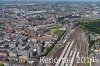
[1,0,100,1]
[0,0,100,4]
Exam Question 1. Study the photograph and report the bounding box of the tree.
[0,64,4,66]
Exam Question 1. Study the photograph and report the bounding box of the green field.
[53,29,64,38]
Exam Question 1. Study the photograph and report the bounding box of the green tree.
[0,64,4,66]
